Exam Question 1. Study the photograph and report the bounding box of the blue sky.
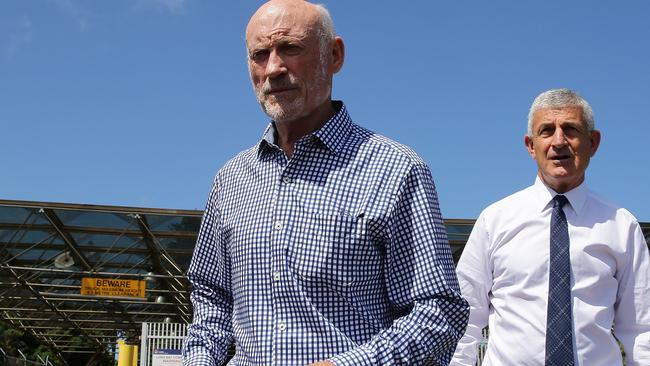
[2,1,649,221]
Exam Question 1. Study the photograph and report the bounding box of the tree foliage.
[0,320,115,366]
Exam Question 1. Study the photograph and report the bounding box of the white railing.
[476,327,489,365]
[140,322,187,366]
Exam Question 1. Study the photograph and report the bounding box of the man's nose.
[551,127,567,147]
[265,50,287,79]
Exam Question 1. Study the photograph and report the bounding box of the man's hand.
[308,361,335,366]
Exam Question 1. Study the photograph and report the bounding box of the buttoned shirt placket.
[268,138,309,365]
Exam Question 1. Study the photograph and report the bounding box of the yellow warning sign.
[81,278,146,298]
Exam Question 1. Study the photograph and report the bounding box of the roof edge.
[0,198,203,216]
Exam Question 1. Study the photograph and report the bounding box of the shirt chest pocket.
[287,213,380,285]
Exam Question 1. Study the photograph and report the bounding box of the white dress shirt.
[452,177,650,366]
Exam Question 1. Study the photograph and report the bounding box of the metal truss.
[0,199,200,360]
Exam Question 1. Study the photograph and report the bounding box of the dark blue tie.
[545,195,575,365]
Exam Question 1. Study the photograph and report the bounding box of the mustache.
[261,76,299,93]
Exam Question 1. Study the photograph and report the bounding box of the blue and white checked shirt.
[183,102,469,366]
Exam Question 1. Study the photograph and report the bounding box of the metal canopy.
[0,199,200,360]
[1,199,648,361]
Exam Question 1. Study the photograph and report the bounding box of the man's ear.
[524,135,535,159]
[589,129,601,157]
[331,36,345,74]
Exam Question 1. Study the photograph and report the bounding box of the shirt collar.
[533,176,588,216]
[257,101,352,157]
[311,101,352,154]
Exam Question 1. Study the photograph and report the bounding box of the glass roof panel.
[54,210,138,230]
[173,256,192,270]
[97,264,149,275]
[447,233,470,241]
[6,247,59,262]
[158,237,196,252]
[445,223,474,234]
[0,228,62,244]
[144,214,201,233]
[71,232,143,248]
[0,206,50,225]
[85,251,148,268]
[445,222,474,242]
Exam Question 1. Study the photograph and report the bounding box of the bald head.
[246,0,334,52]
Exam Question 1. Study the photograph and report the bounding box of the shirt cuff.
[183,352,218,366]
[329,345,374,366]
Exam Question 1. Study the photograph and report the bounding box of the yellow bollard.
[132,344,139,366]
[117,339,134,366]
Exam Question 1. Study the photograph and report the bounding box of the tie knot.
[553,195,568,208]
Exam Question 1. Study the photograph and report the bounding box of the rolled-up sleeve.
[613,219,650,365]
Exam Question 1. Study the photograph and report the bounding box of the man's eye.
[281,45,302,56]
[563,126,579,135]
[539,128,554,137]
[251,50,269,62]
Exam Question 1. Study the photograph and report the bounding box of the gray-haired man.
[452,88,650,365]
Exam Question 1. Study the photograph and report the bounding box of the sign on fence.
[151,349,182,366]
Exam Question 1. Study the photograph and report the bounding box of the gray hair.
[314,3,336,57]
[527,88,595,136]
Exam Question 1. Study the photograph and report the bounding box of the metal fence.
[477,327,489,365]
[139,323,187,366]
[137,323,488,366]
[0,348,53,366]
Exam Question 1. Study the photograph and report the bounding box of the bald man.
[183,1,468,365]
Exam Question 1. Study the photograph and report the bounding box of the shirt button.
[278,322,286,331]
[274,221,283,231]
[273,272,281,281]
[282,176,291,184]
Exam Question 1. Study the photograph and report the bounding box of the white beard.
[255,64,330,123]
[258,90,306,122]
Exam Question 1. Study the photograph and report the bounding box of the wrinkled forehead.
[533,107,585,124]
[536,106,582,117]
[246,3,320,47]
